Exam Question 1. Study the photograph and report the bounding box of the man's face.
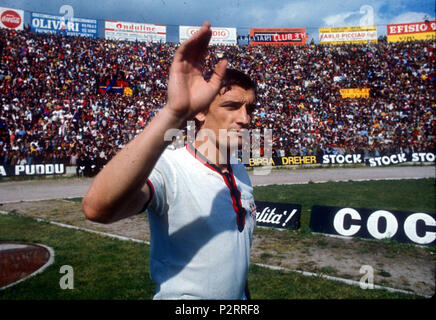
[197,85,256,151]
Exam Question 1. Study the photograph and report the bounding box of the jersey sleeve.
[145,150,177,216]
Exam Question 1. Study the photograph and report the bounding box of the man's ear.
[195,112,206,122]
[194,112,206,128]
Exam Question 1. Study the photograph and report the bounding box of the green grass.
[1,178,434,300]
[247,264,413,299]
[63,197,84,203]
[0,213,155,300]
[0,213,418,300]
[0,174,81,183]
[65,178,436,230]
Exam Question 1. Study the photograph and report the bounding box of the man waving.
[83,22,257,300]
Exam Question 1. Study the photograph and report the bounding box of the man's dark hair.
[206,68,257,95]
[191,68,257,131]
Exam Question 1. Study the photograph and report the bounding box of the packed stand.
[0,28,434,175]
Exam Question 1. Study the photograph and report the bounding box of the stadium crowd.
[0,28,434,174]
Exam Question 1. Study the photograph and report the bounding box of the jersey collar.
[186,142,246,232]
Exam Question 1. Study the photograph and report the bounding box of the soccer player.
[82,21,257,300]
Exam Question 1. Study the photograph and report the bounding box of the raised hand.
[83,24,228,224]
[165,21,227,120]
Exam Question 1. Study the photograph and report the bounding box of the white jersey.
[146,143,256,300]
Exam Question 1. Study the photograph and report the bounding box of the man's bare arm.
[82,21,227,223]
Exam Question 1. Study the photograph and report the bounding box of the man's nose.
[236,105,250,125]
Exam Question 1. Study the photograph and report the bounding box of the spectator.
[0,27,434,172]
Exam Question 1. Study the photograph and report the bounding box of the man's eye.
[246,105,255,114]
[224,103,240,109]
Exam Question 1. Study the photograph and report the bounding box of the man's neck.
[193,138,231,173]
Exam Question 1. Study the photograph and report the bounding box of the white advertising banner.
[0,6,24,30]
[319,26,378,44]
[105,20,166,43]
[179,25,237,45]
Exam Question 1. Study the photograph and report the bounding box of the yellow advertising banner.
[388,32,435,42]
[123,87,133,96]
[319,26,377,44]
[237,156,318,167]
[340,88,370,99]
[319,26,377,33]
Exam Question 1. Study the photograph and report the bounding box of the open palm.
[166,21,227,120]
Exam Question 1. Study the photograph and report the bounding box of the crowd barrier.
[256,201,435,246]
[240,152,435,167]
[1,152,434,178]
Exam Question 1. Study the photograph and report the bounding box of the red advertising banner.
[0,6,24,30]
[249,28,307,46]
[387,21,436,42]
